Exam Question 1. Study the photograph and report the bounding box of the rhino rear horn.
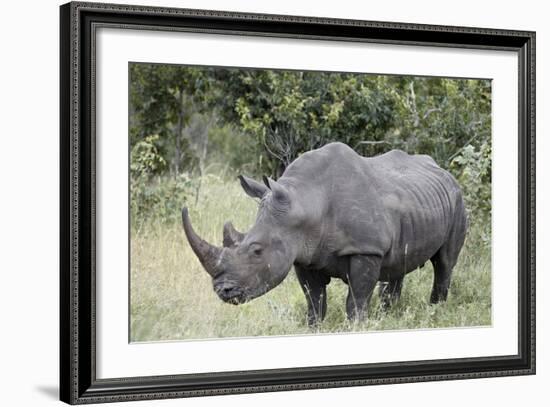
[181,207,222,276]
[223,222,245,248]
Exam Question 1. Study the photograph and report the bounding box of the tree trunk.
[174,89,185,177]
[195,162,203,205]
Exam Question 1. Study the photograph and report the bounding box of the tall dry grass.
[130,176,491,342]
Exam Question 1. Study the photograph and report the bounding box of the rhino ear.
[238,175,269,199]
[264,177,290,206]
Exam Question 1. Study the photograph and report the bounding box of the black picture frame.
[60,1,536,404]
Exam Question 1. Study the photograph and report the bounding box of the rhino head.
[181,175,301,305]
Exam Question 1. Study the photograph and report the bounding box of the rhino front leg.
[295,265,330,327]
[378,276,404,311]
[346,255,382,321]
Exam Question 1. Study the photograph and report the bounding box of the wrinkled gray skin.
[182,142,468,326]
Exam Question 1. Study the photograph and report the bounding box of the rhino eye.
[249,243,263,256]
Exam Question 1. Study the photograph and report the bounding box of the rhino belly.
[380,208,450,281]
[378,164,459,281]
[380,242,440,281]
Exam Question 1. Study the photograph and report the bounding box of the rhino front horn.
[181,207,222,276]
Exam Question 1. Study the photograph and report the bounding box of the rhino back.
[280,143,466,278]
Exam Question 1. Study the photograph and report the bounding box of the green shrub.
[450,141,491,244]
[130,134,198,226]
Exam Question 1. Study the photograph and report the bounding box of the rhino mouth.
[214,284,250,305]
[225,295,249,305]
[219,292,251,305]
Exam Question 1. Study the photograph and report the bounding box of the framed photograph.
[60,1,535,404]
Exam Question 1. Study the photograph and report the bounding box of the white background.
[0,0,546,406]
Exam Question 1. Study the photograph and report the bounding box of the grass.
[130,176,491,342]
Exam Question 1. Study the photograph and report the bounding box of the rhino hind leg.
[430,223,466,303]
[379,276,404,310]
[430,202,468,304]
[429,251,453,304]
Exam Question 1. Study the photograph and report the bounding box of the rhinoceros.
[182,142,467,325]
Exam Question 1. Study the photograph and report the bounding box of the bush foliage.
[129,64,491,235]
